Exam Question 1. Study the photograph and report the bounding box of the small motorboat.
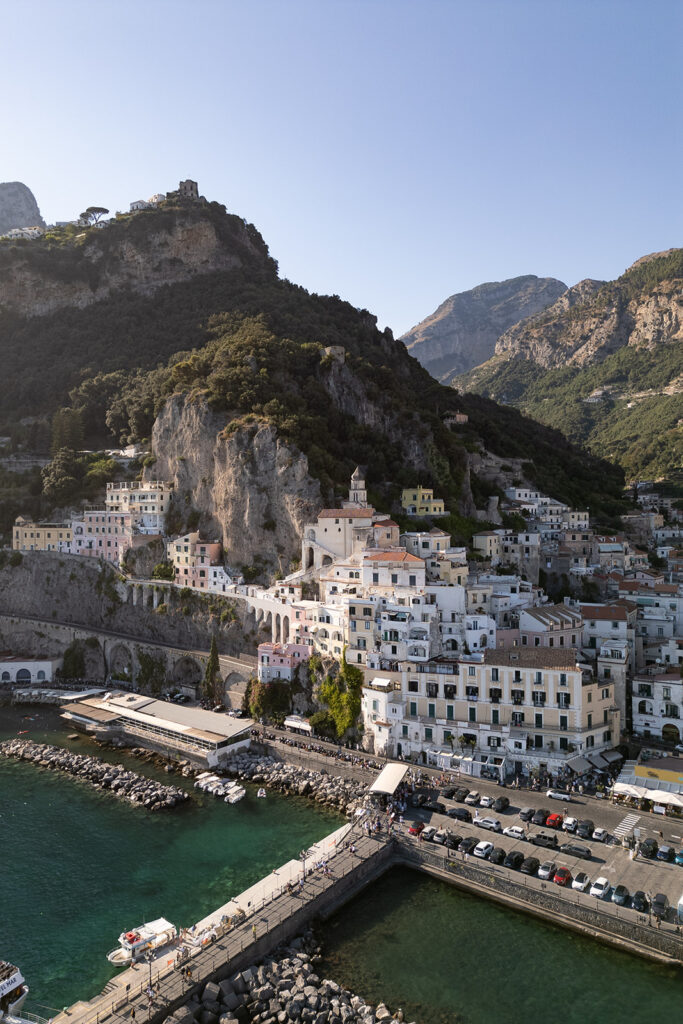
[257,788,267,798]
[106,918,178,966]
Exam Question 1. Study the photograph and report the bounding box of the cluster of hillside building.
[11,466,683,778]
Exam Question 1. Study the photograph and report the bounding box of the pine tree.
[202,635,220,704]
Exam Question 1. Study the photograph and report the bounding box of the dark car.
[656,844,675,862]
[520,856,540,875]
[448,806,472,823]
[652,893,670,919]
[559,842,592,860]
[444,833,462,850]
[519,807,535,822]
[493,796,510,813]
[639,837,659,859]
[531,832,558,849]
[531,808,550,826]
[454,787,471,802]
[489,847,506,865]
[411,793,426,808]
[459,836,478,855]
[576,819,595,839]
[442,787,456,799]
[423,800,446,814]
[504,850,525,870]
[612,885,630,906]
[632,891,650,912]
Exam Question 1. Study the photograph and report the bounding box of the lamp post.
[145,950,154,997]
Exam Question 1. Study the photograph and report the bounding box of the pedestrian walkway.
[613,812,640,838]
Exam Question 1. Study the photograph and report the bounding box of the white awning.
[284,716,312,733]
[369,762,409,796]
[588,753,608,769]
[651,791,683,808]
[613,782,645,798]
[567,755,592,773]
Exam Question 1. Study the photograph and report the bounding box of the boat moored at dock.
[106,919,178,966]
[0,962,28,1021]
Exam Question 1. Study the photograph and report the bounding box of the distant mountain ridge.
[0,182,45,235]
[401,274,567,380]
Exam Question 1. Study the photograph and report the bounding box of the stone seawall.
[224,751,367,817]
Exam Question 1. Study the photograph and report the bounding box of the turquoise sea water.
[0,707,341,1013]
[319,866,683,1024]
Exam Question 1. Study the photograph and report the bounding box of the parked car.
[531,832,558,849]
[657,845,675,863]
[554,867,572,887]
[538,860,557,880]
[674,850,683,866]
[474,815,502,832]
[448,807,472,823]
[503,824,526,840]
[589,877,610,899]
[411,794,426,808]
[572,872,591,892]
[531,808,550,826]
[459,836,478,855]
[576,819,595,839]
[489,847,506,865]
[632,890,650,912]
[421,826,437,842]
[432,828,449,845]
[444,832,462,850]
[442,787,456,799]
[520,856,540,876]
[479,794,495,808]
[562,816,578,833]
[612,885,630,906]
[592,827,608,843]
[547,788,571,802]
[546,813,564,829]
[493,795,510,813]
[464,791,481,806]
[474,840,494,859]
[454,787,470,802]
[408,821,425,836]
[652,893,670,919]
[504,850,525,870]
[519,807,535,822]
[639,837,659,859]
[559,842,592,860]
[423,800,446,814]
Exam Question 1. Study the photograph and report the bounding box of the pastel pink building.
[71,509,133,564]
[257,641,313,683]
[171,532,222,590]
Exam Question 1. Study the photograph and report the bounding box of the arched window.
[1,671,9,681]
[37,670,46,680]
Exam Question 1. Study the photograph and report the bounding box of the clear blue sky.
[4,0,682,335]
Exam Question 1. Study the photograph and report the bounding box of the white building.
[0,656,60,685]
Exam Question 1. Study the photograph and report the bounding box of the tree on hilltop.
[79,206,109,226]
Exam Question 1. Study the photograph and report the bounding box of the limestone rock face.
[401,274,567,380]
[0,181,45,236]
[150,396,322,572]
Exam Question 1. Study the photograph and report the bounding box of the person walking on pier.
[252,924,257,940]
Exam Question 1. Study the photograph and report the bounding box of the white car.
[421,826,438,842]
[547,788,571,802]
[538,860,557,880]
[503,825,526,841]
[479,794,495,808]
[474,840,494,859]
[562,816,578,833]
[589,876,610,899]
[474,815,502,832]
[464,791,481,806]
[592,827,608,843]
[432,828,449,845]
[572,872,591,892]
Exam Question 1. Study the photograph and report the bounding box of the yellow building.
[13,516,73,552]
[401,486,446,517]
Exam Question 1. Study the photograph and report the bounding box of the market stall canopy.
[587,753,609,769]
[567,755,592,773]
[369,762,409,796]
[602,750,623,764]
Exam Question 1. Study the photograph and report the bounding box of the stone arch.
[16,668,31,683]
[173,656,203,687]
[305,546,314,570]
[662,722,680,744]
[322,555,333,567]
[109,642,133,681]
[275,613,282,644]
[282,615,290,643]
[307,529,316,541]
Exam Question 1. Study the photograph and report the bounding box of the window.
[663,687,671,700]
[491,668,499,682]
[427,683,438,698]
[587,692,592,703]
[559,736,568,750]
[534,734,543,749]
[409,575,416,587]
[372,573,379,584]
[603,667,611,679]
[534,671,543,684]
[535,712,543,728]
[444,684,456,700]
[372,700,378,712]
[402,725,408,737]
[560,715,567,731]
[602,687,610,700]
[468,666,476,676]
[492,709,499,725]
[428,703,435,719]
[425,727,433,741]
[468,706,476,723]
[408,679,418,693]
[603,709,609,724]
[447,705,454,721]
[587,713,592,728]
[410,701,417,717]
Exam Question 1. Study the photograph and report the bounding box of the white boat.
[257,788,267,798]
[224,784,246,804]
[0,962,28,1021]
[106,918,178,966]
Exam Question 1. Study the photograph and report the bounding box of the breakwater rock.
[169,936,413,1024]
[225,754,366,815]
[0,739,189,810]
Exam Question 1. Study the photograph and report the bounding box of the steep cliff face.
[401,275,567,380]
[0,182,45,235]
[0,209,265,317]
[150,396,321,572]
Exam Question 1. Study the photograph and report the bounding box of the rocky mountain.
[0,196,627,571]
[453,250,683,480]
[0,182,45,236]
[401,275,567,380]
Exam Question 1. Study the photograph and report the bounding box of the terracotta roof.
[376,520,399,528]
[581,605,628,621]
[484,649,581,670]
[363,550,423,564]
[318,508,375,519]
